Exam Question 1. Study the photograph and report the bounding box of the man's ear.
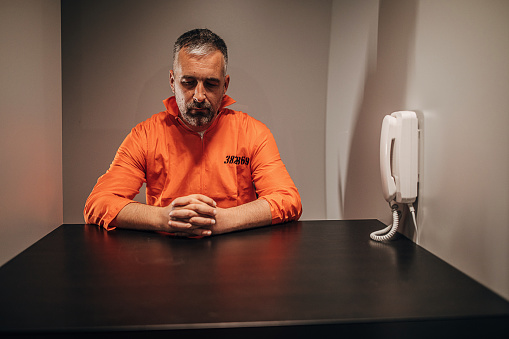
[169,70,175,93]
[223,75,230,95]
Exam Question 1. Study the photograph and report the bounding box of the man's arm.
[111,194,272,237]
[214,199,272,234]
[249,126,302,224]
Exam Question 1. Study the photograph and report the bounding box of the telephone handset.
[371,111,419,242]
[380,111,418,203]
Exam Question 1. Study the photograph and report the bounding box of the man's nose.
[193,83,206,102]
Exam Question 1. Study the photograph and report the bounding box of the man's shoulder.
[222,108,269,131]
[133,110,172,131]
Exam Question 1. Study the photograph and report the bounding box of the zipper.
[175,115,220,193]
[200,132,205,192]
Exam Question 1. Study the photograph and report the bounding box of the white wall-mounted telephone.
[371,111,419,242]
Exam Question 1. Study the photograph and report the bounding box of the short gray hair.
[172,28,228,75]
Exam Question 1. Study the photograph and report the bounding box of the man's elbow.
[266,190,302,224]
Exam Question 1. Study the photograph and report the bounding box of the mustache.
[186,101,212,111]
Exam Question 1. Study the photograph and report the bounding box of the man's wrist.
[212,207,234,235]
[113,203,171,232]
[212,199,271,235]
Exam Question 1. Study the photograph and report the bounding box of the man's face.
[170,48,230,132]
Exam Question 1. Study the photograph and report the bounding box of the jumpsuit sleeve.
[83,126,147,230]
[250,127,302,224]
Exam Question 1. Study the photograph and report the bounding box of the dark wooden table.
[1,220,508,338]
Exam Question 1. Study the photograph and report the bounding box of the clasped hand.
[167,194,217,237]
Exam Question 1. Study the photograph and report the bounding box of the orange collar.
[163,95,236,118]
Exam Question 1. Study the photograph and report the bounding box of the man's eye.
[206,82,219,88]
[181,80,196,87]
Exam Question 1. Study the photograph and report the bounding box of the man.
[84,29,302,237]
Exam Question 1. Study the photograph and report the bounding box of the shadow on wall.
[342,0,418,224]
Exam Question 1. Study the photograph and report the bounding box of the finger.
[168,218,193,230]
[169,209,199,219]
[170,204,216,218]
[168,215,215,229]
[188,216,216,226]
[169,211,216,228]
[189,194,217,207]
[171,194,217,208]
[170,212,216,227]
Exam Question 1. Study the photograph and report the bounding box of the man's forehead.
[180,74,221,82]
[175,49,225,75]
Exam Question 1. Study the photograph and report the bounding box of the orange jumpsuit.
[84,95,302,229]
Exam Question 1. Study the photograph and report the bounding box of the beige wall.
[62,0,330,223]
[0,0,63,266]
[327,0,509,300]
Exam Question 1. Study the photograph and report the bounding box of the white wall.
[327,0,509,300]
[0,0,62,266]
[62,0,330,223]
[406,0,509,301]
[326,0,380,219]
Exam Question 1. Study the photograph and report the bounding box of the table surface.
[1,220,508,337]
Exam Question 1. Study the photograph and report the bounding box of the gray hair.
[172,28,228,75]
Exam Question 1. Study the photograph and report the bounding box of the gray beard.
[180,101,215,128]
[181,111,213,127]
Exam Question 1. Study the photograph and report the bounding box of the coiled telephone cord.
[370,203,418,242]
